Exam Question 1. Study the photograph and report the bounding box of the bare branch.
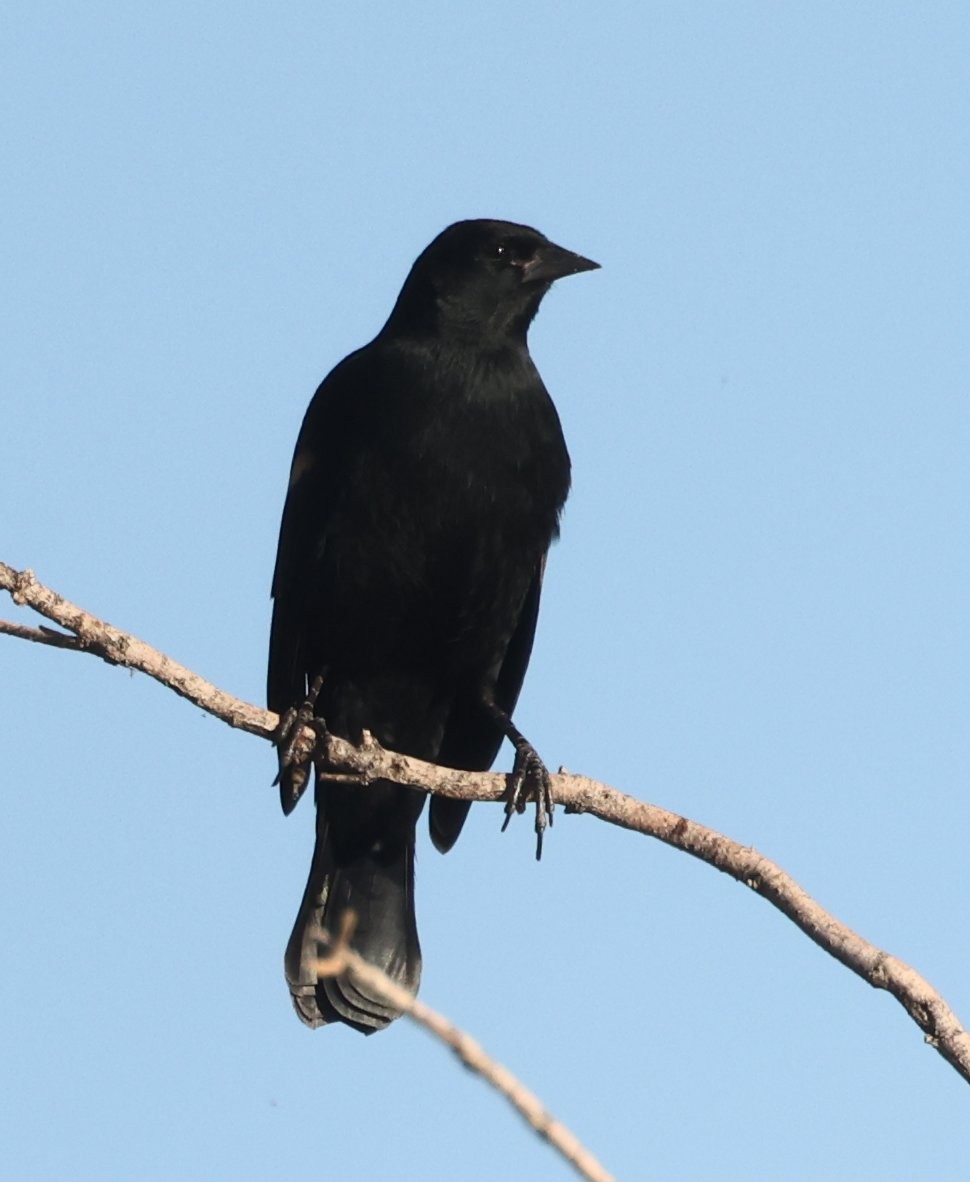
[0,619,82,650]
[0,562,271,739]
[4,559,970,1089]
[316,913,615,1182]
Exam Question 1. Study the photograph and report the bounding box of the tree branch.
[316,912,615,1182]
[0,562,269,738]
[4,559,970,1093]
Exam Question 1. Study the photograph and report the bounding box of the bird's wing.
[268,436,322,714]
[268,354,367,815]
[429,556,547,852]
[492,552,546,719]
[269,345,372,717]
[268,429,330,813]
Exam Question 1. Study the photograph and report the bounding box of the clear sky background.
[3,4,969,1180]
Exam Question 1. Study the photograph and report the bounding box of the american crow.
[268,219,598,1031]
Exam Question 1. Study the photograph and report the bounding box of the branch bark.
[4,559,970,1096]
[315,913,615,1182]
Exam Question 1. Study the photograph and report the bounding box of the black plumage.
[268,218,597,1031]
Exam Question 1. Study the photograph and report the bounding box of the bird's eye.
[492,241,533,266]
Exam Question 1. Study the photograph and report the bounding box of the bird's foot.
[274,674,326,782]
[502,740,554,860]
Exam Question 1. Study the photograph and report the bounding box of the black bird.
[268,218,598,1032]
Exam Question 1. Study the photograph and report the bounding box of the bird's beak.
[522,241,600,284]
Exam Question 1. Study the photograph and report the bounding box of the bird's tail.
[284,809,421,1033]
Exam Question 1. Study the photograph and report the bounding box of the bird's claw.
[274,675,326,782]
[502,743,554,860]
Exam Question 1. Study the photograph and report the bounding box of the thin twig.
[3,559,970,1090]
[0,619,81,650]
[315,914,615,1182]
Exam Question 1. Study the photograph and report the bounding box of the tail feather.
[285,814,421,1033]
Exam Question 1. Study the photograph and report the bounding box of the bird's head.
[385,219,599,343]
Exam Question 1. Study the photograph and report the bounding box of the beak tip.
[527,245,601,284]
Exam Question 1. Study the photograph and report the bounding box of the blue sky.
[3,4,969,1179]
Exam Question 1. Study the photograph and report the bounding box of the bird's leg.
[275,672,327,781]
[481,698,553,860]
